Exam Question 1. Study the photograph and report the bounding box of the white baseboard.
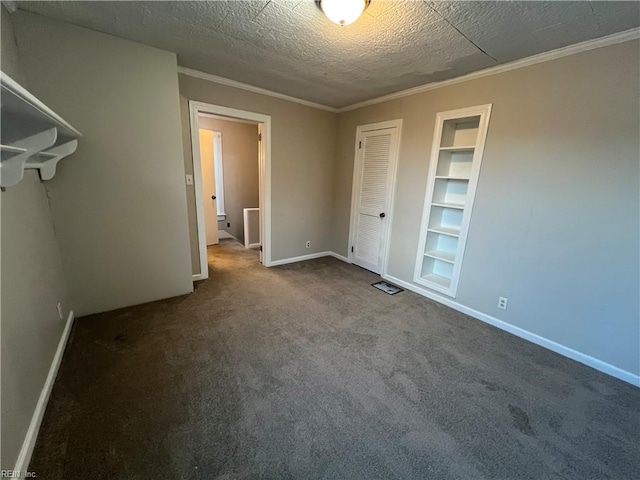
[328,252,351,263]
[270,251,352,267]
[270,251,333,266]
[383,274,640,387]
[247,242,261,249]
[14,310,75,473]
[217,230,234,240]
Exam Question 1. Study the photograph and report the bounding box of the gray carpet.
[30,239,640,479]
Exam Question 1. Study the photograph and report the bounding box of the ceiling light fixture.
[319,0,371,26]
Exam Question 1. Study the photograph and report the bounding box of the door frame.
[188,101,272,280]
[347,119,403,276]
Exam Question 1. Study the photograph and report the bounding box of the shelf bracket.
[0,128,57,187]
[26,139,79,181]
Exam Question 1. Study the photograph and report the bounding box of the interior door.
[351,125,400,274]
[199,128,219,246]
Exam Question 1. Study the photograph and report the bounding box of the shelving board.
[439,146,475,152]
[431,202,465,210]
[414,104,492,297]
[435,176,471,180]
[425,250,456,263]
[1,71,81,187]
[427,227,460,237]
[421,273,452,289]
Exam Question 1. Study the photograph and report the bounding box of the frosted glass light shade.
[320,0,367,26]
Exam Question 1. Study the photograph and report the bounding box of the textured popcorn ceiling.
[15,1,640,108]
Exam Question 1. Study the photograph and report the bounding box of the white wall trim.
[328,252,350,263]
[189,103,211,280]
[339,28,640,112]
[270,251,334,267]
[379,121,402,278]
[269,251,351,266]
[178,67,339,113]
[382,274,640,387]
[199,112,259,125]
[14,310,75,474]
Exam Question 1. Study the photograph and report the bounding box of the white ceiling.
[14,1,640,108]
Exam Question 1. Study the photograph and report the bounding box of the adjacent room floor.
[31,240,640,479]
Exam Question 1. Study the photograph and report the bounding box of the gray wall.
[1,5,22,83]
[332,40,640,376]
[179,74,337,268]
[13,11,194,316]
[199,117,259,245]
[0,5,71,469]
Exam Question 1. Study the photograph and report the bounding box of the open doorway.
[198,115,259,246]
[188,101,272,280]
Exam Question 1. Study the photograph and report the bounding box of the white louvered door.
[350,124,401,274]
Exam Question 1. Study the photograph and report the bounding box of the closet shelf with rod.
[1,71,81,188]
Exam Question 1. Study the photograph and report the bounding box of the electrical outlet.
[498,297,508,310]
[185,174,193,186]
[305,241,311,248]
[56,302,64,320]
[227,222,230,228]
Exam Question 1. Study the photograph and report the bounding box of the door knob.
[211,195,216,200]
[379,212,386,218]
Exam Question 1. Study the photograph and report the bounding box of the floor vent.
[372,281,404,295]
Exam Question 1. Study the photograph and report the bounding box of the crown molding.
[177,67,339,113]
[178,28,639,115]
[338,27,640,112]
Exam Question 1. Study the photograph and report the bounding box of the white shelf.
[431,202,465,210]
[439,146,475,152]
[421,273,451,288]
[427,227,460,237]
[0,71,81,187]
[435,175,470,180]
[425,250,456,263]
[414,104,492,297]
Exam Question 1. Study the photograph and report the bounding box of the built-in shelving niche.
[414,105,492,297]
[0,71,81,188]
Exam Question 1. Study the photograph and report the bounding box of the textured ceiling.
[14,1,640,108]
